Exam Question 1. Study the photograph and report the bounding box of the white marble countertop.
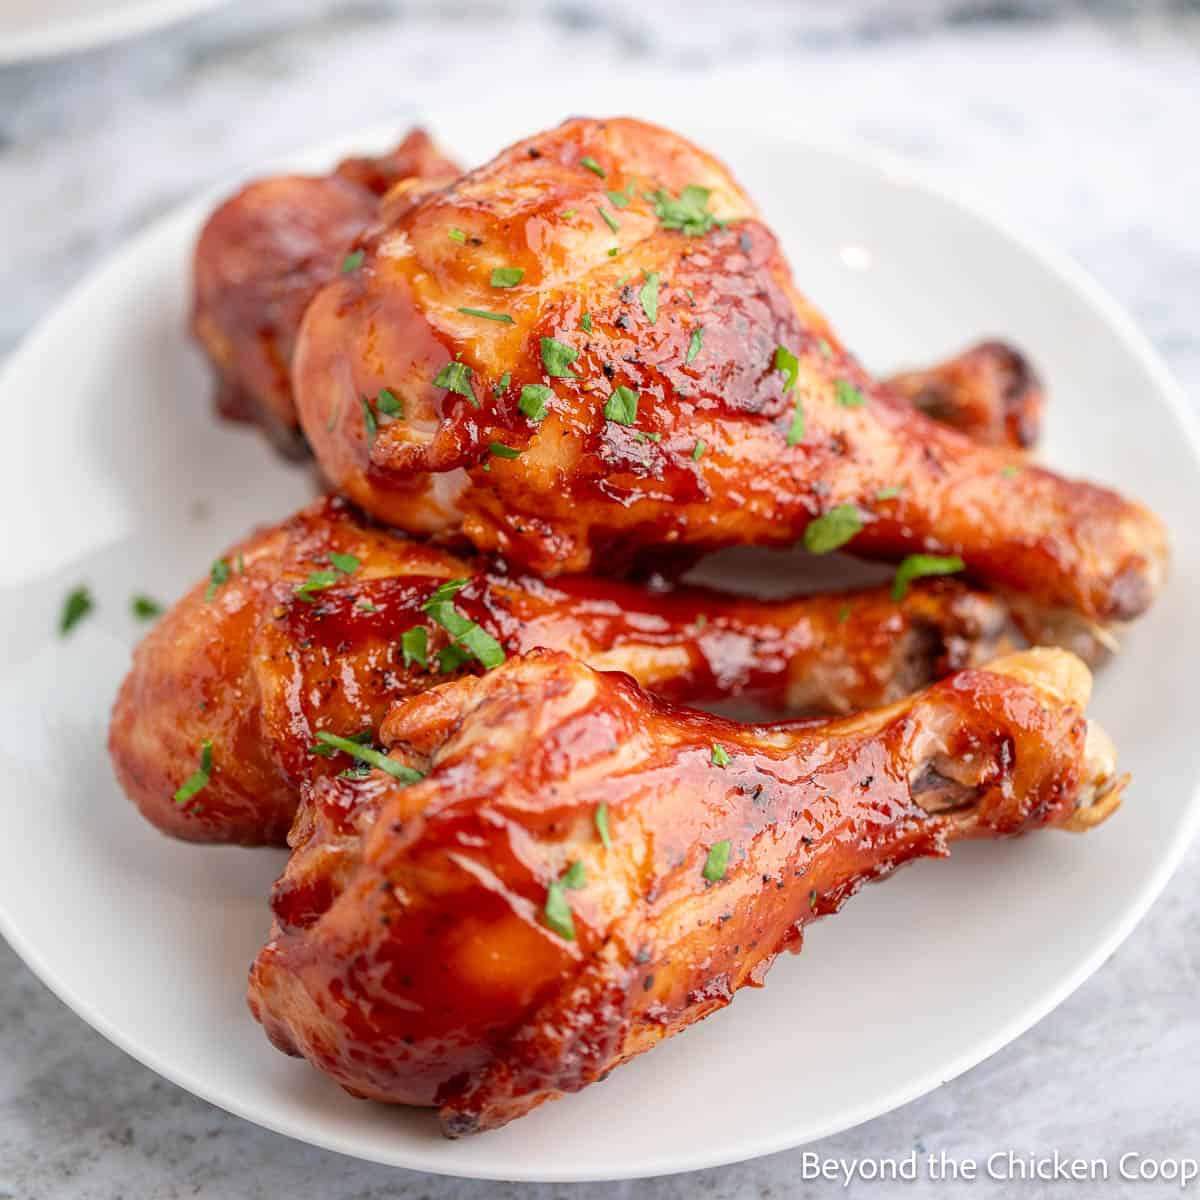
[2,2,1199,1196]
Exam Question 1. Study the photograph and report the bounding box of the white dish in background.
[1,99,1197,1182]
[0,0,227,62]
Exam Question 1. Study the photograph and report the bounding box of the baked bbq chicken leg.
[191,131,1043,454]
[248,647,1124,1135]
[294,116,1165,624]
[109,496,1015,846]
[191,129,459,452]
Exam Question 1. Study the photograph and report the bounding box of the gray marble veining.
[2,2,1199,1196]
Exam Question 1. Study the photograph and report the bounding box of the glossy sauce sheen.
[295,116,1166,622]
[247,648,1116,1134]
[108,496,1014,845]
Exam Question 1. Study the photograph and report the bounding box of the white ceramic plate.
[1,99,1198,1182]
[0,0,227,62]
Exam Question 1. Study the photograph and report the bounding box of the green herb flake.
[581,311,593,333]
[561,208,577,219]
[356,599,378,613]
[204,559,232,602]
[595,802,612,849]
[1002,464,1023,478]
[313,730,424,784]
[692,438,707,461]
[131,594,162,620]
[686,326,704,365]
[173,739,213,805]
[891,554,966,602]
[490,266,524,288]
[376,388,403,418]
[817,338,833,358]
[606,189,630,209]
[488,441,521,459]
[457,306,514,324]
[519,383,553,422]
[604,385,639,425]
[803,505,864,555]
[632,430,661,444]
[711,744,732,768]
[326,399,340,432]
[639,271,660,323]
[438,642,471,674]
[540,337,579,378]
[328,552,360,575]
[360,395,378,444]
[774,344,800,392]
[837,603,853,624]
[561,860,587,890]
[423,583,506,670]
[835,379,867,408]
[295,569,340,602]
[597,206,620,234]
[702,839,731,882]
[580,156,605,178]
[494,371,512,396]
[543,879,576,939]
[400,626,428,669]
[607,247,620,257]
[653,184,715,236]
[810,888,818,910]
[340,249,364,273]
[59,586,94,635]
[875,485,904,501]
[433,361,479,407]
[448,227,467,243]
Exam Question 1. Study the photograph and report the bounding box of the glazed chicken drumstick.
[191,129,1042,454]
[109,496,1015,845]
[249,647,1124,1135]
[294,116,1164,624]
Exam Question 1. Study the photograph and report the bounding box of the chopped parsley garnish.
[874,485,903,501]
[607,247,620,257]
[595,803,612,849]
[295,569,340,602]
[131,594,162,620]
[561,208,577,219]
[597,206,620,234]
[543,880,576,939]
[606,188,631,209]
[448,227,467,243]
[326,399,340,431]
[604,385,638,425]
[774,344,804,445]
[633,430,661,444]
[702,839,731,882]
[494,371,511,395]
[692,438,707,461]
[59,586,93,635]
[204,559,231,602]
[488,441,521,459]
[580,156,605,177]
[327,552,360,575]
[711,744,731,768]
[817,338,833,358]
[312,731,424,784]
[1002,464,1023,478]
[355,598,378,612]
[581,312,593,333]
[434,361,479,407]
[437,643,471,674]
[360,395,378,444]
[803,505,863,555]
[490,266,524,288]
[423,580,506,670]
[400,626,428,669]
[810,888,818,910]
[653,184,715,236]
[562,860,587,889]
[310,728,371,758]
[540,337,579,378]
[639,271,660,323]
[173,739,213,805]
[837,603,853,624]
[340,250,364,273]
[519,383,552,421]
[686,326,704,365]
[457,307,514,324]
[376,388,403,418]
[835,379,867,408]
[891,554,965,601]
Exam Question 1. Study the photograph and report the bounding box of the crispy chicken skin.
[247,647,1124,1135]
[882,339,1043,450]
[191,130,459,451]
[108,496,1015,845]
[294,116,1165,622]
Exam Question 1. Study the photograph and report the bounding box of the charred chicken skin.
[248,647,1123,1135]
[191,132,1044,454]
[294,116,1165,623]
[109,496,1015,846]
[191,129,459,451]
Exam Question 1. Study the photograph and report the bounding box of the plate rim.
[3,104,1199,1182]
